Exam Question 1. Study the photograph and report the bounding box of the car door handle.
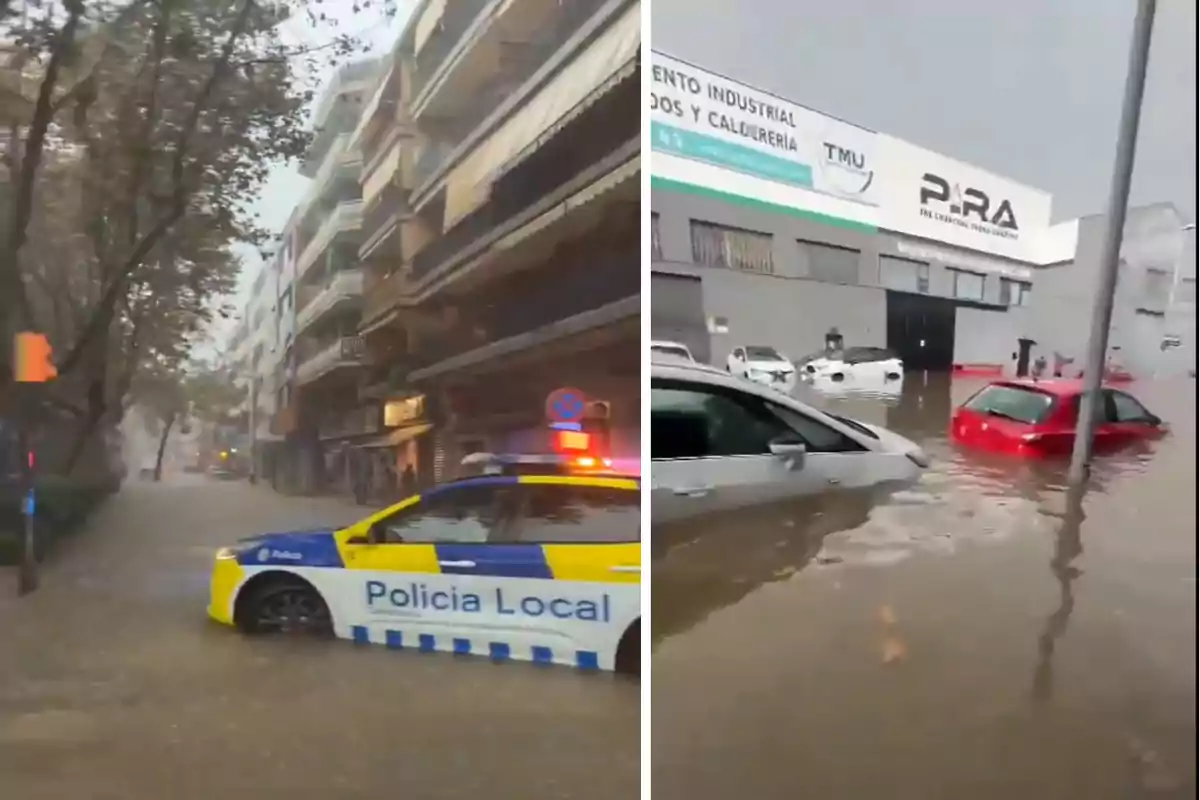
[438,560,476,568]
[609,565,641,574]
[827,478,841,485]
[671,485,712,497]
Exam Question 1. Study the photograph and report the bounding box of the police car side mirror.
[769,439,807,470]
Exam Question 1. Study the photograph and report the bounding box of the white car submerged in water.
[800,347,904,385]
[650,355,929,526]
[726,345,797,394]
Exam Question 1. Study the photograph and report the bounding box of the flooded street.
[652,375,1196,799]
[0,480,638,800]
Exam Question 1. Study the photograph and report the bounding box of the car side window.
[499,484,639,544]
[651,380,797,459]
[1108,390,1151,423]
[375,484,514,544]
[1066,393,1107,424]
[766,403,868,453]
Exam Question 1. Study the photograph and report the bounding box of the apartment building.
[355,0,641,484]
[274,58,387,494]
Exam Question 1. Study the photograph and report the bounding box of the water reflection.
[1031,483,1085,706]
[652,374,1197,799]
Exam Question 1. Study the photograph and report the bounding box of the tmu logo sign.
[819,141,874,199]
[918,173,1019,241]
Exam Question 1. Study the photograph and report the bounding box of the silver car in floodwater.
[650,354,930,525]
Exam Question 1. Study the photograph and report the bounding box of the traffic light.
[12,332,57,383]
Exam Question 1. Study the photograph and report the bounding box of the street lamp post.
[1068,0,1158,486]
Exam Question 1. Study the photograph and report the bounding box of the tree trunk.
[153,412,175,482]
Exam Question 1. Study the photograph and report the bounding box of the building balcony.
[410,0,616,189]
[295,200,364,281]
[304,134,362,209]
[295,269,365,335]
[410,59,638,285]
[296,335,369,386]
[361,268,417,330]
[359,184,410,264]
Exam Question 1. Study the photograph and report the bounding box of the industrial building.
[649,51,1195,380]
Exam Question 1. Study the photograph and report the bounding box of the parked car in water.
[650,355,929,526]
[725,344,797,394]
[799,346,904,383]
[650,340,696,362]
[950,379,1166,458]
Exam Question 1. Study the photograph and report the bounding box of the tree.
[2,0,394,475]
[132,359,188,481]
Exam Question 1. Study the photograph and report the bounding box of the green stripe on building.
[650,176,877,234]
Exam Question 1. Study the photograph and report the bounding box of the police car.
[206,454,641,674]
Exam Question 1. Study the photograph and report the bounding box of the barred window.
[651,212,663,261]
[950,268,986,301]
[999,278,1032,307]
[689,220,774,274]
[879,255,929,293]
[800,240,860,284]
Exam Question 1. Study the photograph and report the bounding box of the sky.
[651,0,1197,223]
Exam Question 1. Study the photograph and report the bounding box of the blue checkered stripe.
[349,625,602,670]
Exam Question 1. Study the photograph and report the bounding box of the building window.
[799,240,860,284]
[690,220,774,274]
[879,255,929,294]
[1140,268,1171,311]
[651,213,663,261]
[1176,277,1196,306]
[999,278,1032,307]
[950,269,986,301]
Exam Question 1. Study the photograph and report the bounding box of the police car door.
[496,478,640,669]
[346,481,523,657]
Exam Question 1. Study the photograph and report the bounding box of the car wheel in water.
[240,577,332,636]
[614,619,640,677]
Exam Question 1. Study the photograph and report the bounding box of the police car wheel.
[241,577,332,636]
[614,620,640,676]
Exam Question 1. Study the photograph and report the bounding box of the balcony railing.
[410,0,492,101]
[295,200,364,281]
[295,335,368,386]
[303,134,360,211]
[361,267,416,327]
[410,69,637,282]
[295,269,364,334]
[359,184,409,262]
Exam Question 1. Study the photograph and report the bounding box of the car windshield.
[745,346,784,361]
[843,347,894,363]
[652,344,691,359]
[963,384,1055,424]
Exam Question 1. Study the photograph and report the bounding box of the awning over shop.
[441,3,640,228]
[358,423,432,449]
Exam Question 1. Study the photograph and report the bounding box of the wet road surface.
[0,478,638,799]
[652,375,1196,799]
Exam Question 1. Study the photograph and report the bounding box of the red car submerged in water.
[950,379,1167,458]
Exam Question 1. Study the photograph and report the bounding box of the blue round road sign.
[545,387,587,423]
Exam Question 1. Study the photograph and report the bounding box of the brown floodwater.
[651,374,1197,800]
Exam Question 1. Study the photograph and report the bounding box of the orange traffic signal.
[13,332,57,383]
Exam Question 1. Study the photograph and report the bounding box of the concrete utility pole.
[1068,0,1158,486]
